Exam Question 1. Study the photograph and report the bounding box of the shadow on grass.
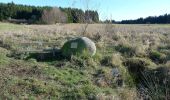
[25,48,69,62]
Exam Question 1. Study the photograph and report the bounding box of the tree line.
[0,2,99,24]
[118,14,170,24]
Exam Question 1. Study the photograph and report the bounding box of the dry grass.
[0,22,170,99]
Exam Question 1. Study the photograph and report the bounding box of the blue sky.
[0,0,170,21]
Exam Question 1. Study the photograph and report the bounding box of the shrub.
[41,7,67,24]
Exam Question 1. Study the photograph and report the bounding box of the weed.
[149,50,167,64]
[115,44,135,57]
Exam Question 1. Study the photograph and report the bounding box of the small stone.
[112,68,120,77]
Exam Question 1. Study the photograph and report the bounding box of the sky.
[0,0,170,21]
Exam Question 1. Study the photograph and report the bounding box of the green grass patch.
[0,22,25,31]
[0,47,10,65]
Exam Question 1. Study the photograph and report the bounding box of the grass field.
[0,22,170,99]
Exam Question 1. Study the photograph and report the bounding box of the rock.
[61,37,96,57]
[112,68,124,87]
[112,68,120,77]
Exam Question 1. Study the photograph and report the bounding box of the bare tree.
[80,0,90,36]
[41,7,67,24]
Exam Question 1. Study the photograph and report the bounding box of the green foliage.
[149,50,167,63]
[0,48,10,65]
[0,2,44,23]
[85,10,99,22]
[0,2,99,24]
[120,13,170,24]
[61,87,86,99]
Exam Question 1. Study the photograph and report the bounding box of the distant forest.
[0,2,170,24]
[117,14,170,24]
[0,2,99,24]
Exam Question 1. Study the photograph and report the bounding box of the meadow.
[0,22,170,99]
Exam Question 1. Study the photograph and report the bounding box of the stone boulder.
[61,37,96,57]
